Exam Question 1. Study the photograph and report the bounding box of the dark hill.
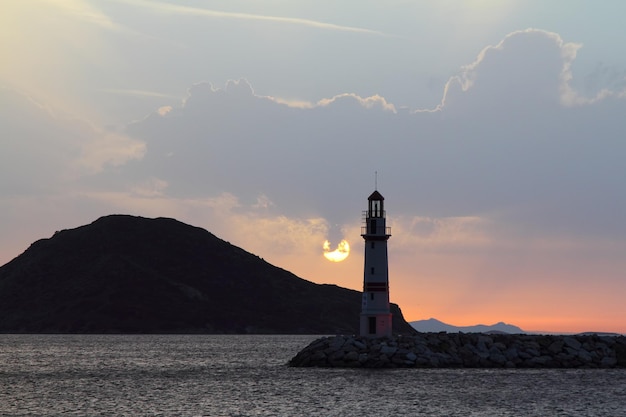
[0,215,415,334]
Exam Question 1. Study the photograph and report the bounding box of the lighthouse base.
[360,312,392,338]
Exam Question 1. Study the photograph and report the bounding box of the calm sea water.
[1,335,625,416]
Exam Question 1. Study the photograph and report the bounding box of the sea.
[1,335,625,416]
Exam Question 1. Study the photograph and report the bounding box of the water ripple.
[1,335,624,416]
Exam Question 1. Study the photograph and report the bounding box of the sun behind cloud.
[323,239,350,262]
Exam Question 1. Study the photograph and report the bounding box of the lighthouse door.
[368,317,376,334]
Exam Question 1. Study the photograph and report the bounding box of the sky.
[2,0,626,334]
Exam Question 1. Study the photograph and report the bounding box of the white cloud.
[441,29,575,111]
[317,93,397,112]
[440,28,626,111]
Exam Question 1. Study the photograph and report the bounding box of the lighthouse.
[360,190,392,338]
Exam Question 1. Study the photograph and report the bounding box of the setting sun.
[322,239,350,262]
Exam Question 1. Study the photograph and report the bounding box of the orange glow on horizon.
[396,301,626,335]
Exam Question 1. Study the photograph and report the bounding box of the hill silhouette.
[410,318,525,334]
[0,215,415,334]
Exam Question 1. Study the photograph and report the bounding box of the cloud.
[6,28,623,249]
[37,0,168,40]
[440,28,626,111]
[75,131,145,175]
[0,88,146,190]
[441,29,576,112]
[0,88,79,193]
[317,94,397,112]
[119,0,387,36]
[120,26,626,244]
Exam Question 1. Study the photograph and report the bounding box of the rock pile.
[288,333,626,368]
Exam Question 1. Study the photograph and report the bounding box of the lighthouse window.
[370,293,374,300]
[370,267,375,274]
[371,242,375,249]
[373,200,380,217]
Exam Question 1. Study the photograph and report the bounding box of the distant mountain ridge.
[410,318,525,334]
[0,215,416,334]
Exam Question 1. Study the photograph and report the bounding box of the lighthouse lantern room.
[360,190,392,338]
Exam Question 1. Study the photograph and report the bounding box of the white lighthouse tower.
[360,189,392,338]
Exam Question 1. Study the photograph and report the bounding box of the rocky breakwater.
[288,333,626,368]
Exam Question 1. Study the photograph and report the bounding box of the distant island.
[0,215,416,334]
[410,318,525,334]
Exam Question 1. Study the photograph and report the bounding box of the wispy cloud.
[120,0,387,36]
[39,0,125,32]
[35,0,169,44]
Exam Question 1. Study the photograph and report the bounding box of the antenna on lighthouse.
[374,171,378,190]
